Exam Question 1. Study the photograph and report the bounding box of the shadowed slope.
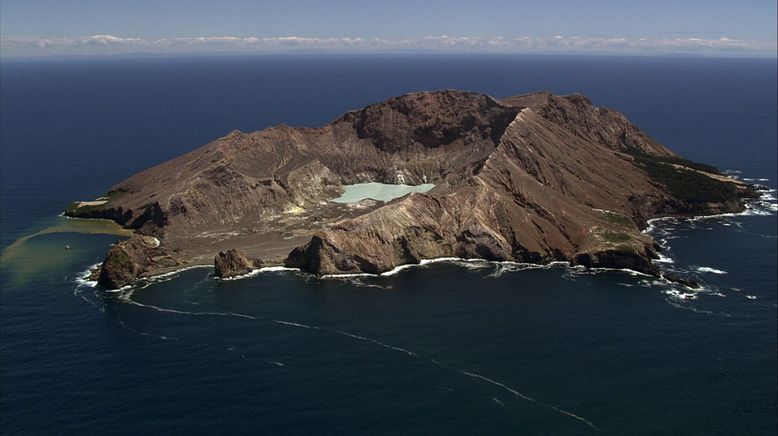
[65,90,754,288]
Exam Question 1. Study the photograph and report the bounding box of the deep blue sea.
[1,55,776,435]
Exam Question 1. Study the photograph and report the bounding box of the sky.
[1,0,776,57]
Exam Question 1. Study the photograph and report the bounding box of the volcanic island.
[65,90,757,289]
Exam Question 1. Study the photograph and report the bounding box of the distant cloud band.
[2,34,775,56]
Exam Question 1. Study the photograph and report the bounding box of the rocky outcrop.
[69,89,754,288]
[97,235,175,289]
[571,249,660,276]
[662,273,700,289]
[214,249,262,278]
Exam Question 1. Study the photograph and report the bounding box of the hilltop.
[65,90,756,288]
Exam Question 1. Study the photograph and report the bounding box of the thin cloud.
[1,34,775,56]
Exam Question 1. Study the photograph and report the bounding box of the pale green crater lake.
[332,182,435,203]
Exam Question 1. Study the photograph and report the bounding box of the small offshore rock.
[663,273,700,289]
[98,236,154,289]
[214,249,262,279]
[97,235,174,289]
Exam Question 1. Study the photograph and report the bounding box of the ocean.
[1,55,775,435]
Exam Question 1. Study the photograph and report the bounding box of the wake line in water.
[272,320,418,356]
[272,318,595,428]
[272,320,316,329]
[118,292,257,320]
[112,290,596,429]
[664,300,732,317]
[457,369,597,429]
[72,275,185,340]
[116,318,178,341]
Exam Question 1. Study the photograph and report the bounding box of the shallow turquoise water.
[1,55,775,435]
[332,182,435,203]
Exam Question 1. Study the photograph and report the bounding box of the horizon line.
[2,34,776,59]
[2,51,777,62]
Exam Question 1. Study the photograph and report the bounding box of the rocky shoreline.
[65,90,758,289]
[85,198,775,290]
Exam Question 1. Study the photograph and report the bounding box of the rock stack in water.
[214,249,261,279]
[68,90,758,289]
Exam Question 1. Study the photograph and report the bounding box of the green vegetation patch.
[111,249,131,266]
[637,157,738,204]
[599,211,635,228]
[740,184,761,199]
[602,232,632,244]
[626,151,741,205]
[654,155,720,175]
[626,149,722,174]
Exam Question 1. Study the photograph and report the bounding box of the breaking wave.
[74,262,101,288]
[217,266,300,281]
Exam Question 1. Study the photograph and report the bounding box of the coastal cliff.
[66,90,756,288]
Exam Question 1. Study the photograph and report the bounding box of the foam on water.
[117,289,258,320]
[696,266,728,275]
[589,267,653,277]
[94,282,600,430]
[72,177,774,339]
[70,180,775,298]
[487,262,546,278]
[74,262,101,288]
[379,263,420,277]
[454,369,596,429]
[320,258,576,281]
[217,266,300,281]
[271,318,596,428]
[640,182,776,314]
[147,265,212,281]
[643,186,776,236]
[663,288,699,301]
[64,178,778,430]
[664,300,732,317]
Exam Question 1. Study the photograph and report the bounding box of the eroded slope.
[66,90,754,288]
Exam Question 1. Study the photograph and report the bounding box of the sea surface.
[1,55,776,435]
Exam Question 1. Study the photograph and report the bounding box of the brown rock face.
[70,90,753,288]
[97,236,175,289]
[344,91,520,152]
[572,249,660,276]
[214,249,261,278]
